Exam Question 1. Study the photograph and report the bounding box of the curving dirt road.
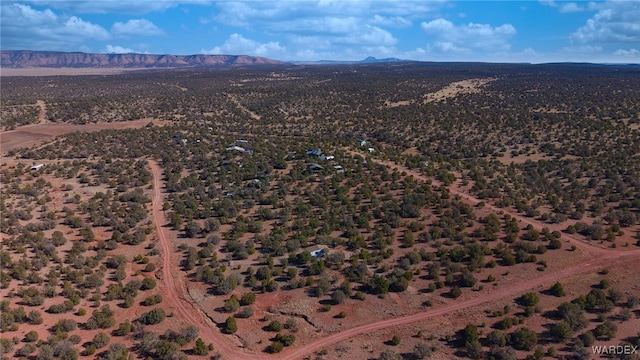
[280,250,640,360]
[149,158,640,360]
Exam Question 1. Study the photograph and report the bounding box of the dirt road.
[279,250,639,360]
[149,158,640,360]
[149,160,252,359]
[35,100,48,125]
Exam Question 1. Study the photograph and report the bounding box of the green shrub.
[224,317,237,334]
[24,331,38,342]
[390,335,401,345]
[139,308,166,325]
[240,292,256,306]
[269,341,284,353]
[267,320,283,332]
[93,332,110,348]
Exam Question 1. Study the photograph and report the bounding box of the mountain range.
[0,50,286,68]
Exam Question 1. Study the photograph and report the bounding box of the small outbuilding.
[309,245,329,258]
[226,145,246,152]
[306,149,322,157]
[308,163,324,173]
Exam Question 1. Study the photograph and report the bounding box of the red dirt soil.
[149,160,251,359]
[148,158,640,360]
[0,119,169,153]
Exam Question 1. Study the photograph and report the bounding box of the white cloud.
[211,2,280,27]
[207,1,412,61]
[112,19,164,37]
[211,0,443,29]
[539,0,557,7]
[337,25,397,46]
[562,45,604,53]
[613,48,640,57]
[543,0,599,13]
[361,45,399,58]
[370,15,411,28]
[559,2,586,13]
[64,16,110,38]
[421,18,516,53]
[201,33,284,57]
[19,0,214,14]
[362,26,397,45]
[275,16,361,34]
[199,1,442,61]
[105,44,136,53]
[0,3,110,50]
[294,48,319,60]
[289,35,332,50]
[3,3,57,24]
[428,41,470,54]
[571,1,640,44]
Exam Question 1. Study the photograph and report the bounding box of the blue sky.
[1,1,638,63]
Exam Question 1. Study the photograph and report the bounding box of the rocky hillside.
[0,50,286,68]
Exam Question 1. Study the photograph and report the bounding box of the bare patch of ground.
[424,78,496,103]
[401,147,420,156]
[382,77,496,108]
[0,118,170,153]
[384,100,412,108]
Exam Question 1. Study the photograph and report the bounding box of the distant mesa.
[360,56,405,63]
[296,56,408,65]
[0,50,287,68]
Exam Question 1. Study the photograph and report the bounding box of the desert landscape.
[1,60,639,360]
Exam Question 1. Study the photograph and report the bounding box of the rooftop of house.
[308,244,329,252]
[226,145,246,152]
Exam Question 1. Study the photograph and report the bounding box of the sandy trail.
[36,100,48,124]
[149,157,640,360]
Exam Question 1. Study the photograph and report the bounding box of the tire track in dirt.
[150,157,640,360]
[279,250,640,360]
[149,160,254,360]
[36,100,48,124]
